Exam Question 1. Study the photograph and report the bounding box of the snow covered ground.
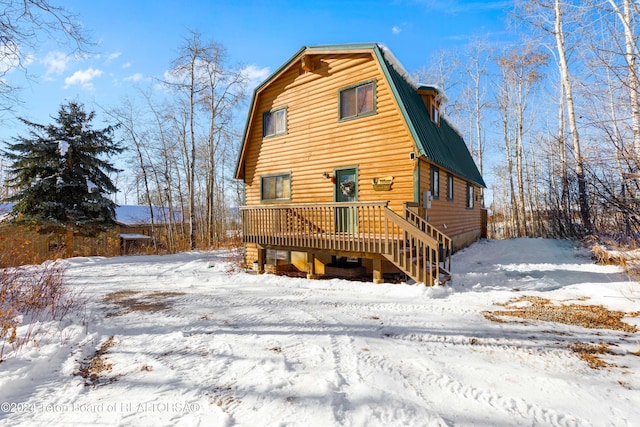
[1,238,639,426]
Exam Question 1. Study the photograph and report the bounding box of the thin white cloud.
[124,72,148,82]
[106,52,122,62]
[42,51,71,75]
[122,62,132,69]
[162,58,217,84]
[392,26,402,34]
[64,67,103,90]
[242,64,270,88]
[23,53,35,67]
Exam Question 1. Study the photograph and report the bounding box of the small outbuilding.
[0,204,180,266]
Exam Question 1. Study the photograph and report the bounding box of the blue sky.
[2,0,512,142]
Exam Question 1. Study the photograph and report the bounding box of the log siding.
[420,159,481,250]
[243,52,416,213]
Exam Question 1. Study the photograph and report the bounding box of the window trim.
[432,104,440,125]
[466,183,475,209]
[262,107,287,139]
[430,166,440,200]
[338,79,377,122]
[260,172,292,202]
[446,173,454,201]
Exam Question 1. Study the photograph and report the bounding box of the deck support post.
[306,252,318,280]
[256,247,266,274]
[372,257,384,284]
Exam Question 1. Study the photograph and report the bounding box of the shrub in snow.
[0,259,84,361]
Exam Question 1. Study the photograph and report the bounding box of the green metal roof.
[235,43,485,188]
[372,45,485,187]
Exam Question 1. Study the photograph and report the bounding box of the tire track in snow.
[182,288,331,425]
[160,299,249,424]
[384,331,580,365]
[300,297,452,427]
[358,350,591,427]
[217,287,403,426]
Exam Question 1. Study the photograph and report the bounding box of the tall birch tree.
[553,0,592,233]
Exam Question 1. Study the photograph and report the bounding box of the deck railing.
[240,202,448,285]
[241,202,389,253]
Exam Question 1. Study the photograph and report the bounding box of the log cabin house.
[234,43,485,285]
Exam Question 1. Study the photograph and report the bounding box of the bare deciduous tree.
[0,0,91,112]
[497,46,548,237]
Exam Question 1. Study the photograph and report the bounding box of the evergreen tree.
[2,101,123,237]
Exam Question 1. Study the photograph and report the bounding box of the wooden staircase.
[380,205,452,286]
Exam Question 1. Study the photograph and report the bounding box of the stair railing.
[382,207,441,285]
[403,203,452,271]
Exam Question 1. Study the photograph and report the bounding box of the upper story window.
[446,173,454,201]
[430,166,440,200]
[466,183,475,209]
[261,173,291,202]
[263,107,287,138]
[431,104,440,125]
[339,80,376,120]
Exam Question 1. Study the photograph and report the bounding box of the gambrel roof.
[235,43,485,188]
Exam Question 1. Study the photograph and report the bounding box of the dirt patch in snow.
[568,342,618,369]
[483,296,640,332]
[484,296,640,370]
[75,336,118,386]
[102,290,186,317]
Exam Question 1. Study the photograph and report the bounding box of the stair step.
[397,246,416,256]
[438,266,452,285]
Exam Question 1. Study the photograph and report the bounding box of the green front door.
[335,167,357,233]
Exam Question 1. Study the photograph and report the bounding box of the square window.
[261,173,291,201]
[263,108,287,138]
[339,81,375,120]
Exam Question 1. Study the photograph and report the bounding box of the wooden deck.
[240,202,452,285]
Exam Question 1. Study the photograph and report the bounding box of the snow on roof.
[377,44,419,90]
[120,233,152,240]
[115,205,178,226]
[378,45,451,115]
[0,203,180,226]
